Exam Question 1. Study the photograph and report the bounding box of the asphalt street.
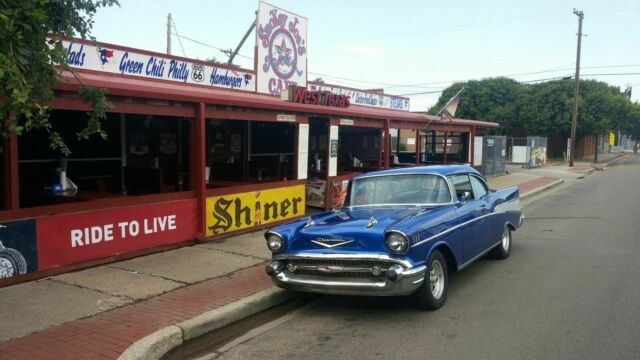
[190,155,640,360]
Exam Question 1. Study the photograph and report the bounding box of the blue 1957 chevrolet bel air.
[264,165,523,310]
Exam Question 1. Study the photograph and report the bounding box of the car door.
[468,175,497,250]
[449,174,490,264]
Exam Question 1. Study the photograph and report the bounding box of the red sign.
[288,85,350,108]
[36,200,197,270]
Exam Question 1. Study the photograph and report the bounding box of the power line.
[171,21,187,58]
[171,32,254,60]
[163,32,640,94]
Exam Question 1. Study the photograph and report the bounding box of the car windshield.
[348,174,452,206]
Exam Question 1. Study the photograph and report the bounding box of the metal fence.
[507,136,548,168]
[481,136,507,176]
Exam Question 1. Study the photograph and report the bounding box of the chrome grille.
[284,258,397,279]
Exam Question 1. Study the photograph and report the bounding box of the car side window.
[449,174,472,201]
[469,175,488,199]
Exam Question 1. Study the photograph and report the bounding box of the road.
[179,155,640,360]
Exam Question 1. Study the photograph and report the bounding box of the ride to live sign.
[36,200,197,270]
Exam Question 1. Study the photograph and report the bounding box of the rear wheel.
[492,227,512,259]
[415,249,448,310]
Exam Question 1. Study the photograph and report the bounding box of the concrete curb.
[117,287,295,360]
[593,153,632,170]
[520,178,565,200]
[118,326,183,360]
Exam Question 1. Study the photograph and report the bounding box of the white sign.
[277,114,296,122]
[59,40,255,92]
[298,124,309,180]
[308,82,410,111]
[256,2,308,95]
[328,125,339,177]
[339,119,354,126]
[474,136,483,166]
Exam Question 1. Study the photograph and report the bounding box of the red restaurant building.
[0,7,497,284]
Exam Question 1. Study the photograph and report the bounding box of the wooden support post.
[193,103,206,239]
[377,128,383,169]
[470,126,476,166]
[415,130,420,165]
[443,131,448,164]
[384,119,390,168]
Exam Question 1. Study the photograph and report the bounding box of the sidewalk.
[0,167,583,360]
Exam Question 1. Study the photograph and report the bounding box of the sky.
[91,0,640,111]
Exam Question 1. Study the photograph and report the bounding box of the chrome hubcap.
[0,258,15,278]
[429,259,444,299]
[502,229,510,251]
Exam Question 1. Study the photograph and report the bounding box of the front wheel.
[415,249,448,310]
[491,227,512,259]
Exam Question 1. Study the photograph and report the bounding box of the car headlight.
[265,232,284,252]
[385,232,409,254]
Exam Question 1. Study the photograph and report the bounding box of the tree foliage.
[1,0,118,155]
[429,77,640,138]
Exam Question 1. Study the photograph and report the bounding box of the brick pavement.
[0,264,272,360]
[517,176,561,195]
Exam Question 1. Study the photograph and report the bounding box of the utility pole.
[569,9,584,167]
[166,13,172,55]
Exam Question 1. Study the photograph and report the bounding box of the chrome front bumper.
[269,263,427,296]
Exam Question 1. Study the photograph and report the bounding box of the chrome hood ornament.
[366,216,378,229]
[303,217,315,229]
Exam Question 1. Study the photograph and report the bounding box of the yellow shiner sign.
[206,184,306,236]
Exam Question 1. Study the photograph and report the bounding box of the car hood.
[286,206,429,253]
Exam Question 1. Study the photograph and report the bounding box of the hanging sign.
[277,114,296,122]
[256,1,308,95]
[285,85,350,108]
[308,82,410,111]
[58,39,256,92]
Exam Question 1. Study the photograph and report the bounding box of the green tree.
[428,77,525,135]
[1,0,119,155]
[431,77,638,139]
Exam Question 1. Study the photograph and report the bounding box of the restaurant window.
[421,131,469,164]
[206,119,295,188]
[338,126,381,173]
[17,110,190,208]
[397,129,418,163]
[249,121,295,182]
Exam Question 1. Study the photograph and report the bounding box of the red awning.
[56,70,498,129]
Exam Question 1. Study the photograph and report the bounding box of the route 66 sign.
[191,64,205,82]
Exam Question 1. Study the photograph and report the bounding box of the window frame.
[469,174,489,200]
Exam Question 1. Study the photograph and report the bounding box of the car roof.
[352,165,482,180]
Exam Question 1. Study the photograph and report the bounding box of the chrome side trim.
[494,198,520,213]
[273,253,413,268]
[457,241,501,271]
[411,212,498,248]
